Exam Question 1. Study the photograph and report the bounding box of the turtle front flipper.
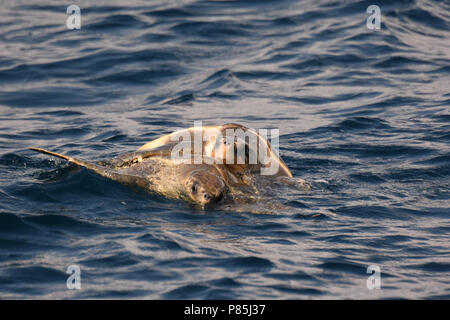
[28,148,150,189]
[29,148,100,171]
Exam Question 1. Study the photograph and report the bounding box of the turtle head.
[185,169,226,205]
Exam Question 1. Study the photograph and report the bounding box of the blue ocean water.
[0,0,449,299]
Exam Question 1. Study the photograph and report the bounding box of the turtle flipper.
[29,148,98,170]
[28,148,149,188]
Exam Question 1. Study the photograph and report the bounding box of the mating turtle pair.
[30,123,295,205]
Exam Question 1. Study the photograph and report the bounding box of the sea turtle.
[29,123,298,206]
[137,123,292,178]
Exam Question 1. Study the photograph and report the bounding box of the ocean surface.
[0,0,449,299]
